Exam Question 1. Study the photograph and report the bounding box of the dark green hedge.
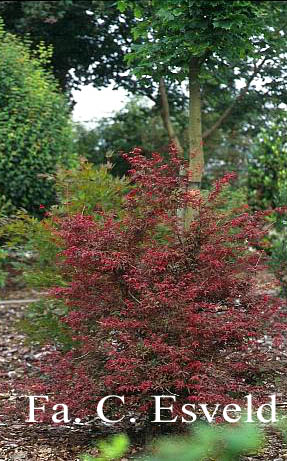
[0,19,77,216]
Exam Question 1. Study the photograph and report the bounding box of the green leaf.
[134,6,142,19]
[117,0,127,13]
[98,434,129,460]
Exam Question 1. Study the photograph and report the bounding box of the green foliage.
[0,1,136,95]
[122,0,265,81]
[248,116,287,210]
[81,423,263,461]
[118,0,275,188]
[81,434,129,461]
[0,209,74,345]
[1,161,129,347]
[0,248,9,288]
[248,117,287,297]
[0,19,76,216]
[54,159,130,213]
[20,298,73,349]
[2,1,287,192]
[142,423,263,461]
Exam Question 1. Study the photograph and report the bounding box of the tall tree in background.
[119,0,273,226]
[121,1,271,187]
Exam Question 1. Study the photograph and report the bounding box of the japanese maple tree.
[31,146,286,428]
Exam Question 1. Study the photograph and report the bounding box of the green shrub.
[54,159,130,216]
[0,161,129,346]
[81,434,129,461]
[0,248,8,289]
[0,18,77,216]
[21,161,129,292]
[247,120,287,297]
[248,117,287,210]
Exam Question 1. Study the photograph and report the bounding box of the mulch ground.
[1,276,287,460]
[0,294,95,460]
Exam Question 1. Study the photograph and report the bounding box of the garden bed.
[0,279,287,460]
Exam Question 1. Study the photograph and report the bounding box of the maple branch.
[202,55,269,140]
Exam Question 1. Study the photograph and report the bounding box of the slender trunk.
[158,78,186,226]
[159,77,183,156]
[188,59,204,186]
[184,58,204,228]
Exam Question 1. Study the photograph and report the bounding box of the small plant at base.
[80,422,263,461]
[81,434,129,461]
[141,422,263,461]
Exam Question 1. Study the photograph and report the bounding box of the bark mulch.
[0,294,97,461]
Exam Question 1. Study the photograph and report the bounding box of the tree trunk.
[159,77,183,156]
[158,77,187,226]
[188,58,204,187]
[184,58,204,228]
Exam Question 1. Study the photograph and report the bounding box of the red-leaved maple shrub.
[33,146,285,427]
